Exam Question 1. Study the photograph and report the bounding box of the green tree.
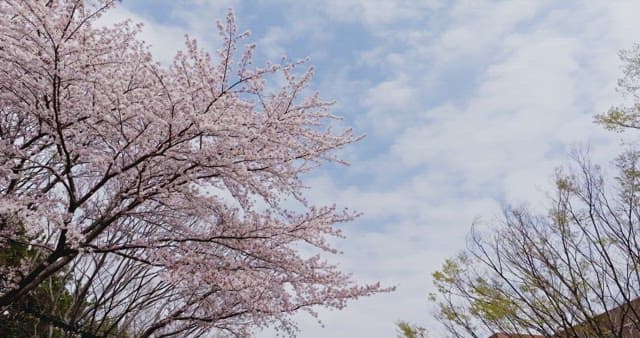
[431,44,640,338]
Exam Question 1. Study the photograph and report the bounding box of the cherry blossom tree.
[0,0,388,336]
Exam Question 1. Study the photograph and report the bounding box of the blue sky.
[103,1,640,337]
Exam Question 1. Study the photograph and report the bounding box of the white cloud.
[314,0,442,28]
[361,77,417,135]
[431,0,552,60]
[290,1,640,336]
[115,1,640,337]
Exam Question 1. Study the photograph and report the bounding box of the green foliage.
[432,256,519,328]
[595,106,640,131]
[0,214,30,268]
[432,254,467,290]
[396,321,427,338]
[0,238,28,267]
[469,280,512,321]
[0,246,72,337]
[0,270,130,338]
[0,218,129,337]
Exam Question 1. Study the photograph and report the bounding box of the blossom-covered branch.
[0,1,389,336]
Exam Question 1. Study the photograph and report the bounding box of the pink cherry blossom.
[0,1,391,336]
